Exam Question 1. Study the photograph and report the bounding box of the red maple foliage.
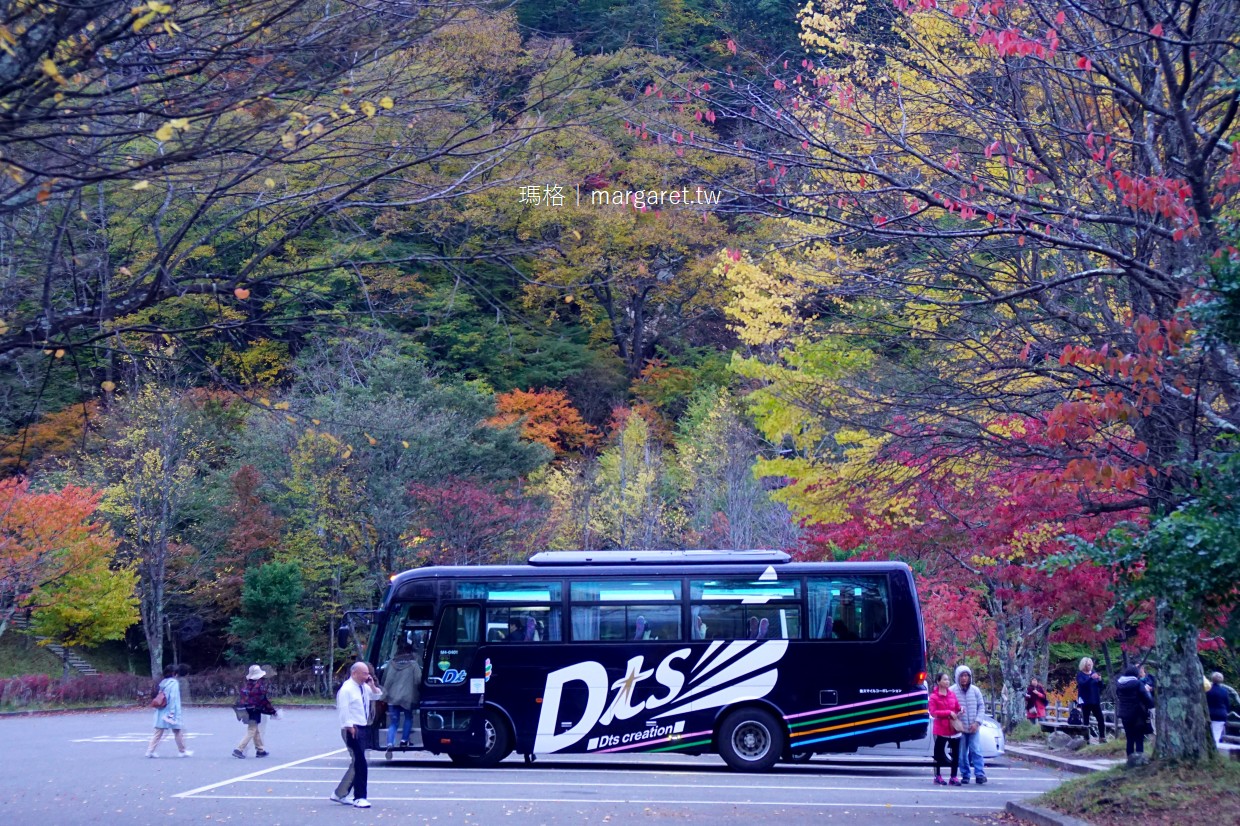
[407,477,549,566]
[800,419,1145,688]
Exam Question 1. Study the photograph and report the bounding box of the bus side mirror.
[337,624,351,649]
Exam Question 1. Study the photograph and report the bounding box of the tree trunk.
[1153,601,1217,764]
[995,601,1045,730]
[140,575,164,678]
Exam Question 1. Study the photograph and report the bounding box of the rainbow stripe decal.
[787,690,929,747]
[602,689,928,755]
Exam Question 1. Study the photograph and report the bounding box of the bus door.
[420,602,488,756]
[372,601,436,749]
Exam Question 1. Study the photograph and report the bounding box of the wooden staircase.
[8,615,99,676]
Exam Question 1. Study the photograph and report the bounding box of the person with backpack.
[146,664,192,758]
[382,641,421,754]
[233,665,278,758]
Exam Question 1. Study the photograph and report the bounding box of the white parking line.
[229,777,1048,794]
[173,749,345,798]
[183,794,1004,810]
[72,732,213,743]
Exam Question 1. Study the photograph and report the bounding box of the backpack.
[151,683,168,709]
[1067,705,1083,726]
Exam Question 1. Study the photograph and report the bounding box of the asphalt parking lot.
[0,706,1068,825]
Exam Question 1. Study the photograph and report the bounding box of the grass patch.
[192,695,332,708]
[1038,759,1240,826]
[80,640,144,675]
[1007,721,1044,743]
[1073,737,1130,758]
[0,633,64,678]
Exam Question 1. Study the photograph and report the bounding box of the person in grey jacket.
[383,641,422,751]
[950,664,987,784]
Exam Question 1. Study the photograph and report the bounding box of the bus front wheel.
[448,708,513,767]
[718,708,785,772]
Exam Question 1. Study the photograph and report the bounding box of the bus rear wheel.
[718,708,785,772]
[448,708,513,767]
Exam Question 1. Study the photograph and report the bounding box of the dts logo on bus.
[534,640,788,753]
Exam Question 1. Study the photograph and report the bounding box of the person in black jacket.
[1077,657,1106,743]
[1116,666,1155,760]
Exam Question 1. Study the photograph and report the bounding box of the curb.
[0,705,132,717]
[1006,800,1098,826]
[1004,745,1118,775]
[0,702,336,718]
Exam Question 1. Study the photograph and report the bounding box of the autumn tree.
[29,559,138,679]
[0,2,576,378]
[590,411,679,548]
[251,333,549,588]
[804,427,1133,724]
[0,480,132,640]
[491,388,598,455]
[196,465,283,620]
[679,0,1240,761]
[92,384,211,676]
[673,388,800,550]
[407,477,549,565]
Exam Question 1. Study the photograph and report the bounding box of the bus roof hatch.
[527,549,791,566]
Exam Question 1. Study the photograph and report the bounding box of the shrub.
[0,674,53,706]
[52,674,148,705]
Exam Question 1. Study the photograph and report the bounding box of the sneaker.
[949,777,961,786]
[328,794,350,805]
[255,750,269,758]
[353,799,371,809]
[232,749,246,759]
[933,775,946,785]
[145,752,157,759]
[179,750,193,758]
[959,777,970,784]
[399,740,409,747]
[975,775,988,785]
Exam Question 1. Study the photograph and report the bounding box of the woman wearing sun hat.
[233,664,278,758]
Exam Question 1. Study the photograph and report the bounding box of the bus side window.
[486,606,560,642]
[807,576,890,640]
[569,580,681,642]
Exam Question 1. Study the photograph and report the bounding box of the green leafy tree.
[30,562,139,679]
[92,383,211,677]
[591,411,680,548]
[1070,444,1240,762]
[673,389,799,550]
[228,561,311,669]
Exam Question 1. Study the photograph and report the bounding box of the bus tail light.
[916,671,927,685]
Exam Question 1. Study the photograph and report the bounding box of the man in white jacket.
[331,662,383,808]
[950,664,987,784]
